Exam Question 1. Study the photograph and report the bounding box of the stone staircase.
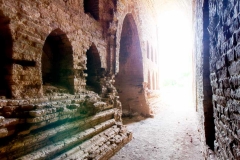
[0,91,132,159]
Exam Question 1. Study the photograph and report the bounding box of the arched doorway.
[42,29,74,94]
[85,43,102,94]
[0,11,12,98]
[152,73,155,90]
[151,47,154,62]
[148,71,151,89]
[115,14,148,115]
[147,42,150,59]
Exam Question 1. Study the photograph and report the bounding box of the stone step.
[0,118,21,138]
[18,104,114,135]
[0,109,116,159]
[16,119,116,160]
[54,125,132,160]
[0,100,112,137]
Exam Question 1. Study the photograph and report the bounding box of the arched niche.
[148,71,151,89]
[152,72,155,90]
[84,0,99,20]
[85,43,102,94]
[151,46,154,62]
[155,49,158,63]
[0,11,12,98]
[42,29,74,94]
[147,42,149,59]
[115,13,147,115]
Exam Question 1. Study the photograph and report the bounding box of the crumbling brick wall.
[195,0,240,159]
[0,0,159,159]
[208,0,240,159]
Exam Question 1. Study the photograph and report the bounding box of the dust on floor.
[110,87,204,160]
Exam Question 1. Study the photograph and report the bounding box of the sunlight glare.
[157,6,193,103]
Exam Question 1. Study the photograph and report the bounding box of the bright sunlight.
[157,6,193,104]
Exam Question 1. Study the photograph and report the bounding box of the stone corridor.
[1,0,240,159]
[111,87,204,160]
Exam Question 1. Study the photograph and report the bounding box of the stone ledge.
[54,125,132,160]
[16,119,116,160]
[0,109,116,159]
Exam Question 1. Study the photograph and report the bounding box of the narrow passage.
[111,87,204,160]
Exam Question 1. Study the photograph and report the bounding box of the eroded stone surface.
[194,0,240,159]
[0,0,159,159]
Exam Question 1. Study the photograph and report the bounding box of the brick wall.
[208,0,240,158]
[0,0,160,159]
[195,0,240,159]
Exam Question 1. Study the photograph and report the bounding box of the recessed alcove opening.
[152,73,155,90]
[42,29,74,95]
[85,44,102,94]
[0,11,12,98]
[147,42,150,59]
[115,14,144,115]
[148,71,151,89]
[151,47,154,62]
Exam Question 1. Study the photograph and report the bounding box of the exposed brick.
[196,0,240,159]
[0,0,158,159]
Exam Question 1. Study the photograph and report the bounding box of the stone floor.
[110,86,204,160]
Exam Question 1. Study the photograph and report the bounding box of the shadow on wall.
[0,10,12,98]
[202,0,215,150]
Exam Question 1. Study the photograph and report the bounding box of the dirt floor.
[110,87,204,160]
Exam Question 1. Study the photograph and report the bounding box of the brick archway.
[42,29,74,94]
[152,72,155,90]
[115,13,148,115]
[85,43,102,94]
[148,70,151,89]
[147,42,150,59]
